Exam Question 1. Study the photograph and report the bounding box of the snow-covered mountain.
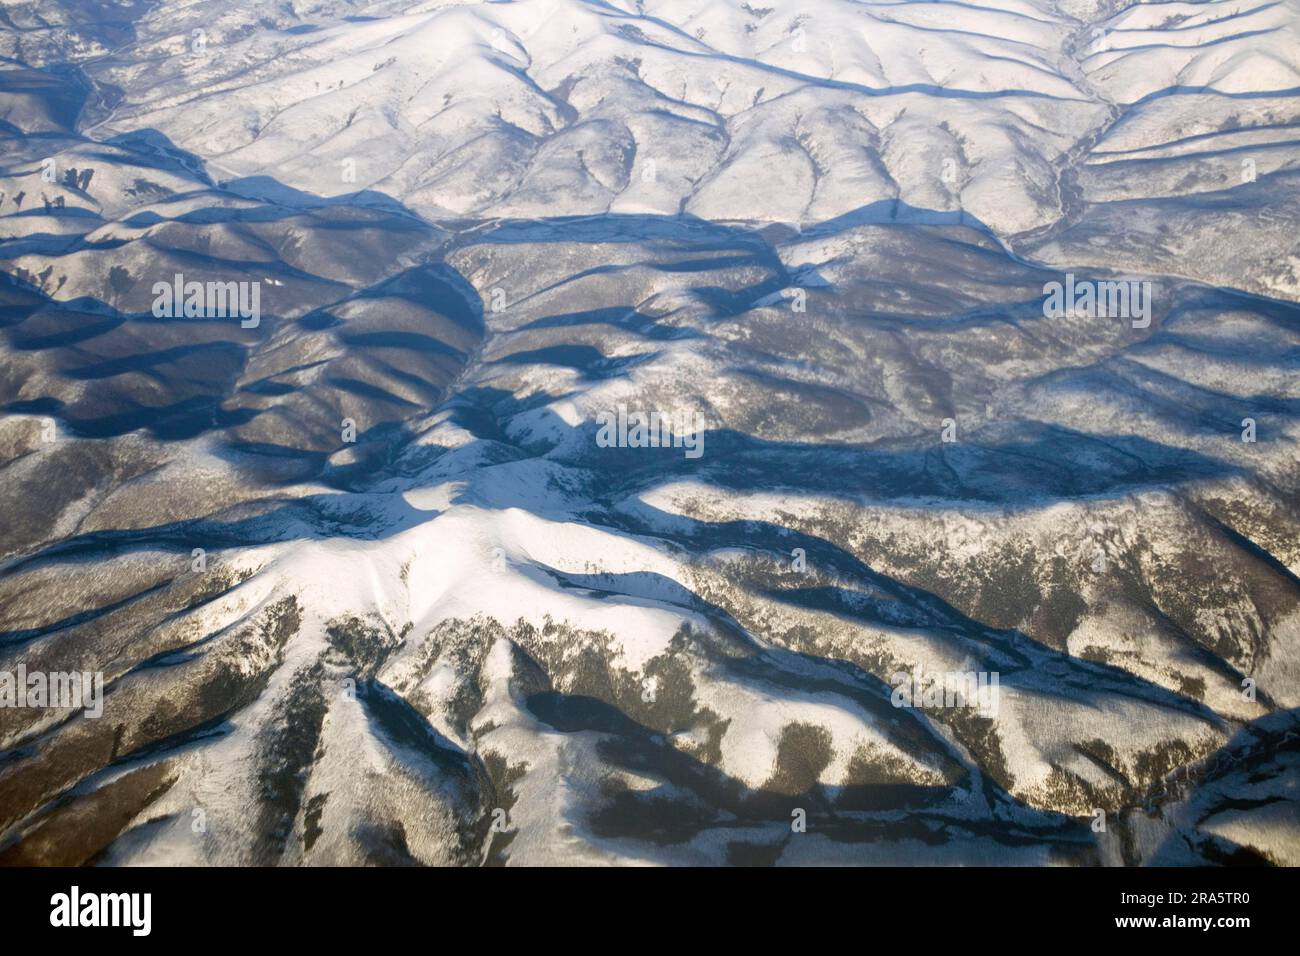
[0,0,1297,866]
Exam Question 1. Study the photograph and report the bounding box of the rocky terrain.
[0,0,1297,865]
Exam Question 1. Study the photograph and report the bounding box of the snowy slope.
[70,1,1293,255]
[0,0,1297,866]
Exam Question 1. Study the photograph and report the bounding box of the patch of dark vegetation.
[0,760,177,866]
[412,616,722,765]
[181,564,256,610]
[354,820,419,866]
[945,708,1013,793]
[726,838,785,866]
[479,750,527,866]
[1036,765,1118,817]
[395,617,498,736]
[1074,738,1128,788]
[1027,556,1090,649]
[1198,836,1274,866]
[966,548,1043,634]
[516,618,707,737]
[190,595,302,723]
[302,792,328,855]
[1134,739,1197,786]
[253,660,328,863]
[764,722,833,797]
[834,744,953,811]
[326,613,401,678]
[1178,675,1207,702]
